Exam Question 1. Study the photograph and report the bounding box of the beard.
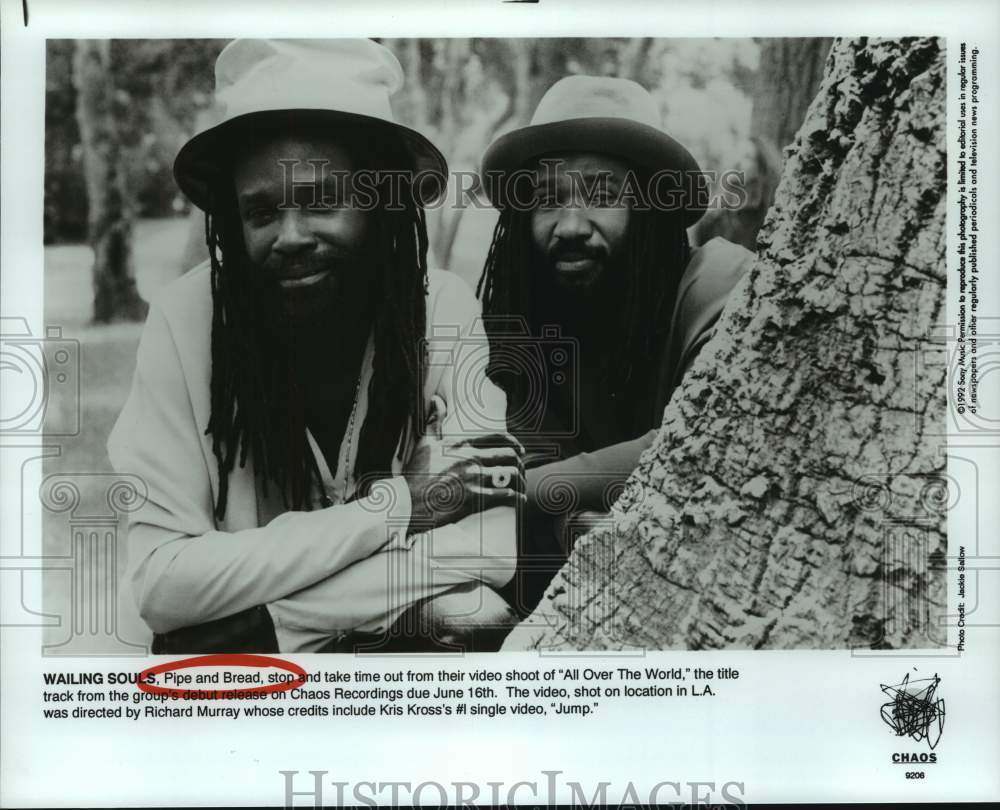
[543,239,613,295]
[240,248,380,424]
[251,250,377,364]
[531,240,623,337]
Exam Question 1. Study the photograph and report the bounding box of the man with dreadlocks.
[108,40,523,653]
[475,75,755,615]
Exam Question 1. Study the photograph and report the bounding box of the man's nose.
[552,206,592,241]
[273,210,317,255]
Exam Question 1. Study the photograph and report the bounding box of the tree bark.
[73,40,146,323]
[504,37,947,652]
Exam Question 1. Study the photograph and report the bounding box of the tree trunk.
[504,37,947,652]
[619,37,654,83]
[693,38,833,252]
[751,38,834,153]
[73,40,146,323]
[402,39,429,133]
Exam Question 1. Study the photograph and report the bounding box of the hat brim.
[174,108,448,211]
[480,117,707,226]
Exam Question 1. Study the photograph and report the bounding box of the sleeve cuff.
[362,474,412,550]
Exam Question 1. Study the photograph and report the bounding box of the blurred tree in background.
[48,39,224,320]
[72,40,145,323]
[45,41,88,244]
[752,38,833,151]
[47,39,225,243]
[692,38,833,250]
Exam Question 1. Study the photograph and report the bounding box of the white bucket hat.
[174,39,448,210]
[481,75,707,225]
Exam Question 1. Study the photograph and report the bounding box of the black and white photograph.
[37,34,947,654]
[2,0,998,806]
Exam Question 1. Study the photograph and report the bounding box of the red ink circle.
[137,654,306,700]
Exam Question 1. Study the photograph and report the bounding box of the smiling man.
[476,75,755,614]
[108,39,523,654]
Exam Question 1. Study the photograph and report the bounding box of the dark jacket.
[524,236,755,515]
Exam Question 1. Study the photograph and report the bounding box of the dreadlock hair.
[476,171,691,440]
[205,127,429,521]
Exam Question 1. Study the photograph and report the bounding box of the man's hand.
[403,431,526,535]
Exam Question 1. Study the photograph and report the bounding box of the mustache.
[250,251,376,325]
[548,241,608,262]
[265,251,352,282]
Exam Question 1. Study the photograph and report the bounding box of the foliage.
[45,39,225,243]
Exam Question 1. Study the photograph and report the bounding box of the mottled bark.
[73,40,146,323]
[504,37,947,651]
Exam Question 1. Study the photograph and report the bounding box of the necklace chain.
[340,376,362,496]
[318,376,361,509]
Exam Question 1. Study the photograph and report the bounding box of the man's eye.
[245,208,275,226]
[593,197,612,207]
[590,190,620,207]
[314,196,346,211]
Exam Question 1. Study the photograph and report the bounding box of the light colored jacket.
[108,264,515,652]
